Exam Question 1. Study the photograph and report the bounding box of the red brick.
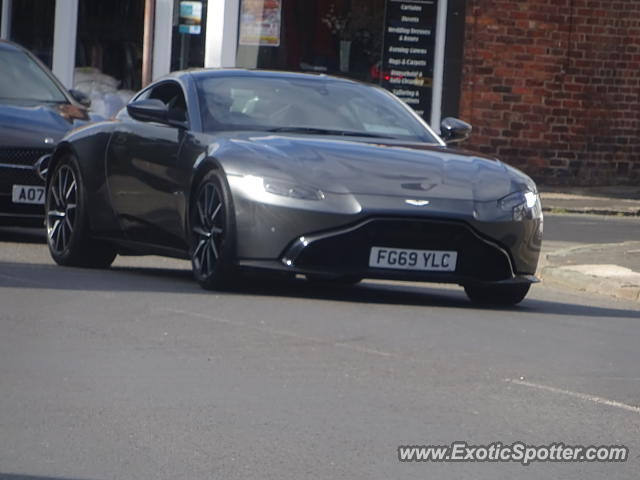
[460,0,640,185]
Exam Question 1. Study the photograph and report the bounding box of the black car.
[0,40,91,227]
[44,69,543,305]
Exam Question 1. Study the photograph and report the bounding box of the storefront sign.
[381,0,438,119]
[239,0,282,47]
[179,1,203,35]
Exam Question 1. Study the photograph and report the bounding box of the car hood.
[0,102,88,149]
[219,133,536,202]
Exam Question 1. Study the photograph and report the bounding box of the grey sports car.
[44,69,543,305]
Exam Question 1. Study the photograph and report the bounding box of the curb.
[541,265,640,303]
[542,207,640,217]
[539,243,640,304]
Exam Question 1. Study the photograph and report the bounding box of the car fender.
[49,122,122,234]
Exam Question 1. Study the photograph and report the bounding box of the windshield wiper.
[266,126,394,139]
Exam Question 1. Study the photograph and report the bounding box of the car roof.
[173,68,362,85]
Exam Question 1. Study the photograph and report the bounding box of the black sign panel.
[381,0,438,120]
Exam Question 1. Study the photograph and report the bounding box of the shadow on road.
[1,259,638,319]
[0,474,96,480]
[0,227,46,244]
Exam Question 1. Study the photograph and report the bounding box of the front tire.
[45,155,117,268]
[463,283,531,306]
[189,170,237,290]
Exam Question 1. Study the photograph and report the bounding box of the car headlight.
[263,179,325,201]
[499,190,542,221]
[242,175,325,201]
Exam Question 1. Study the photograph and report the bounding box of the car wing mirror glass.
[440,117,472,145]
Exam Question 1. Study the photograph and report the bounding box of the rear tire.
[189,170,237,290]
[464,283,531,306]
[45,155,117,268]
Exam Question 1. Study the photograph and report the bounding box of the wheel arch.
[47,126,121,234]
[46,142,78,190]
[186,155,227,221]
[184,156,239,255]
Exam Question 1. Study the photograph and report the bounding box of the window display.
[235,0,441,120]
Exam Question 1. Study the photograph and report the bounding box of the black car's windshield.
[195,74,439,143]
[0,47,68,103]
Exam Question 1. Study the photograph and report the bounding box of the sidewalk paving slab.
[539,241,640,304]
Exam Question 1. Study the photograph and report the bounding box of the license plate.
[12,185,45,205]
[369,246,457,272]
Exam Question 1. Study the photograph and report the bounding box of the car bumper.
[234,214,541,286]
[0,150,49,225]
[0,171,44,226]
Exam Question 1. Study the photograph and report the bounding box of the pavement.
[539,186,640,303]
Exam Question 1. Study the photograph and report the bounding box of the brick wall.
[460,0,640,185]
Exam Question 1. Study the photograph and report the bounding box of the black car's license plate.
[369,246,457,272]
[12,184,45,205]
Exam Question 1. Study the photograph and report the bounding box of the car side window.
[147,82,189,124]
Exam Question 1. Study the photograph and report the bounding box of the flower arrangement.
[321,4,351,40]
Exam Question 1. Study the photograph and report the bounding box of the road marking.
[505,378,640,415]
[165,307,396,358]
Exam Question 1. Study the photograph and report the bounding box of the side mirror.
[440,117,472,145]
[69,89,91,108]
[127,99,169,124]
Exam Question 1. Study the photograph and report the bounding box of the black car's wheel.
[463,283,531,306]
[305,274,362,286]
[45,155,117,268]
[190,170,237,290]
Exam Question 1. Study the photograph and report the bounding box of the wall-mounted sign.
[381,0,438,119]
[179,1,203,35]
[239,0,282,47]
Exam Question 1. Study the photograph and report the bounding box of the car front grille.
[0,147,51,166]
[0,149,48,193]
[290,218,514,282]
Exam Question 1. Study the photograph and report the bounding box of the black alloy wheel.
[190,170,237,289]
[47,163,77,256]
[45,155,117,268]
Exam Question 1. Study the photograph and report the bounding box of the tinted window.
[0,48,67,103]
[195,74,439,143]
[140,81,189,124]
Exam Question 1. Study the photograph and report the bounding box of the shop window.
[237,0,384,83]
[9,0,56,68]
[235,0,448,122]
[73,0,144,117]
[75,0,144,91]
[171,0,208,71]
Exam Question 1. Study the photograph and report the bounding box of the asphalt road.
[544,213,639,244]
[1,221,639,480]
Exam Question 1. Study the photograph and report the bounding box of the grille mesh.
[0,148,47,192]
[0,148,51,166]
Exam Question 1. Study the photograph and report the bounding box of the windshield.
[0,47,68,103]
[195,74,439,143]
